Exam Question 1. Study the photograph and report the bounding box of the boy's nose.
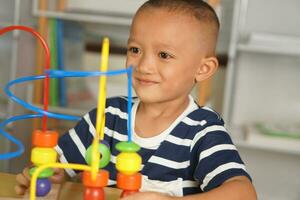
[135,55,155,74]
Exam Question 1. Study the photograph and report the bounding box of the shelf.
[237,32,300,56]
[237,43,300,56]
[32,0,132,26]
[230,126,300,156]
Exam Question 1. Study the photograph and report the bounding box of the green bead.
[116,141,140,152]
[29,167,54,178]
[85,143,111,168]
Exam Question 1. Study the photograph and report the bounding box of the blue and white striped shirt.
[56,96,250,196]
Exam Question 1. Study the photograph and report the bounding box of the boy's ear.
[195,56,219,82]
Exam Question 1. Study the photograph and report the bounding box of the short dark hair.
[138,0,220,32]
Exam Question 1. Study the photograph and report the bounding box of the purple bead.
[36,178,51,197]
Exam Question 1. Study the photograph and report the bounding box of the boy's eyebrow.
[128,37,177,51]
[156,42,177,51]
[127,37,137,44]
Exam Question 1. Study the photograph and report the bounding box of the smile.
[135,78,158,86]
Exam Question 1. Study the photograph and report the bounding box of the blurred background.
[0,0,299,199]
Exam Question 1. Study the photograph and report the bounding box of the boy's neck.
[134,95,190,138]
[138,95,190,119]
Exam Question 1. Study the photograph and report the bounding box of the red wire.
[0,26,50,131]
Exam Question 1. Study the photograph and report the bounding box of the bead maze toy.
[0,25,141,200]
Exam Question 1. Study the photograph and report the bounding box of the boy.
[15,0,257,199]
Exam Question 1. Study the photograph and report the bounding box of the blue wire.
[0,68,134,160]
[4,74,80,121]
[0,114,41,160]
[56,19,67,107]
[46,68,129,78]
[127,66,133,142]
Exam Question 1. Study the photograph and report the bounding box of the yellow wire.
[30,38,110,199]
[96,37,109,140]
[92,37,110,180]
[30,163,91,200]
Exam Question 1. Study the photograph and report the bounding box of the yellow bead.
[31,147,57,166]
[116,152,141,175]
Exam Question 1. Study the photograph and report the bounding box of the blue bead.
[36,178,51,197]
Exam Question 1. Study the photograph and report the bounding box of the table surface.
[0,172,121,200]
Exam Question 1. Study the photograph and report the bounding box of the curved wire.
[0,114,41,160]
[0,25,51,131]
[0,67,133,160]
[4,74,80,121]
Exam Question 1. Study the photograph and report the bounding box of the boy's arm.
[121,176,257,200]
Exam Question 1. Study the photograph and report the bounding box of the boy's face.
[126,7,212,103]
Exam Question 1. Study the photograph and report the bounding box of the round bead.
[31,147,57,166]
[85,143,110,168]
[121,190,139,198]
[84,187,104,200]
[116,152,141,175]
[29,167,54,178]
[36,178,51,197]
[82,170,109,188]
[116,141,140,153]
[32,130,58,147]
[117,172,141,190]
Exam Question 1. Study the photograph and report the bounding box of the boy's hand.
[120,191,173,200]
[49,168,66,183]
[15,167,30,195]
[15,167,66,195]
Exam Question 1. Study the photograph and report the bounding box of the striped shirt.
[56,96,250,196]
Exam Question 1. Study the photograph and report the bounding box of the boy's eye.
[159,51,172,59]
[128,47,140,54]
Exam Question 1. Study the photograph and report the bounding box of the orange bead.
[117,172,141,190]
[82,170,109,188]
[32,130,58,147]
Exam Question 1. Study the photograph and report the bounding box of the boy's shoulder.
[168,100,227,142]
[187,102,224,128]
[106,96,131,109]
[89,96,131,112]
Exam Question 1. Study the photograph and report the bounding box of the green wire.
[49,19,59,107]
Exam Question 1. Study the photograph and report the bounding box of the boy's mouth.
[135,77,158,86]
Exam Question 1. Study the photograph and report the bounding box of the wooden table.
[0,172,121,200]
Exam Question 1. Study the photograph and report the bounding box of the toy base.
[0,184,60,200]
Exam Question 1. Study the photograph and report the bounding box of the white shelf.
[235,139,300,156]
[33,10,132,26]
[230,126,300,156]
[237,43,300,56]
[237,32,300,56]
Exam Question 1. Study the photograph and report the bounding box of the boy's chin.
[135,92,161,104]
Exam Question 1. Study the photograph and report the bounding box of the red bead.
[121,190,139,198]
[84,187,104,200]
